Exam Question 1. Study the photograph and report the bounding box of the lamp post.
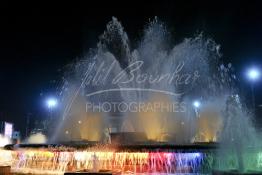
[191,100,201,142]
[193,100,201,118]
[46,97,58,120]
[246,67,260,110]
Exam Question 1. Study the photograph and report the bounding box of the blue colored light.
[247,67,260,81]
[193,100,201,108]
[46,98,57,109]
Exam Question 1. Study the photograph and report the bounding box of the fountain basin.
[1,143,217,174]
[2,143,262,174]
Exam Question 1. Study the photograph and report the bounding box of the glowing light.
[46,98,57,109]
[0,149,12,166]
[4,122,13,138]
[0,134,11,147]
[247,67,260,81]
[27,133,47,144]
[193,100,201,108]
[0,148,205,174]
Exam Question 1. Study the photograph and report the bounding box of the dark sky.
[0,1,262,135]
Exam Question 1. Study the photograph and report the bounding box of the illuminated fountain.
[1,17,262,174]
[55,17,228,144]
[1,147,212,174]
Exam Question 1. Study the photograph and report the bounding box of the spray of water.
[46,17,259,173]
[0,134,11,147]
[55,17,235,143]
[26,132,47,144]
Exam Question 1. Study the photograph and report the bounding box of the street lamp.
[193,100,201,109]
[193,100,201,118]
[247,68,260,81]
[246,67,260,110]
[46,97,58,120]
[46,98,57,109]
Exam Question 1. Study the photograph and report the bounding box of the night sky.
[0,1,262,136]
